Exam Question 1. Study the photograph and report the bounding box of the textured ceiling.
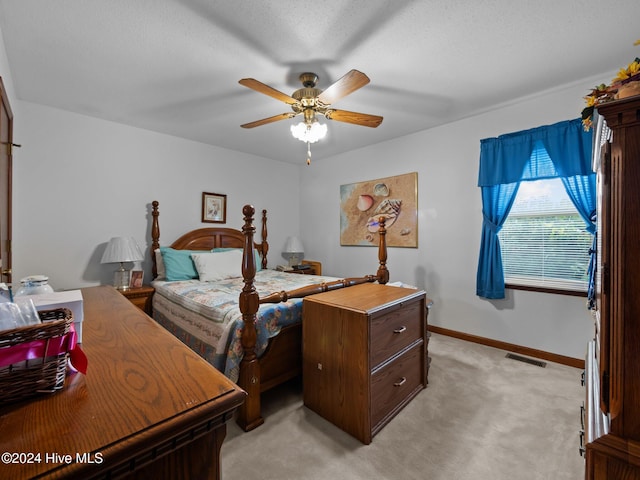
[0,0,638,165]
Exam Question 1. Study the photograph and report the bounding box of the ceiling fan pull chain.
[306,141,312,165]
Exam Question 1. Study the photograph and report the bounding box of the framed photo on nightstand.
[129,270,144,289]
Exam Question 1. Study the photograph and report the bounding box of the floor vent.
[505,353,546,368]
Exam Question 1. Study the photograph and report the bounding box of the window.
[476,118,594,299]
[498,178,592,293]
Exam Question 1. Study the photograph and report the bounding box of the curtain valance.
[478,119,593,187]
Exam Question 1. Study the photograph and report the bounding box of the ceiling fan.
[239,70,383,160]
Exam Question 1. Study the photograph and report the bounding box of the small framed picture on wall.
[202,192,227,224]
[129,270,144,289]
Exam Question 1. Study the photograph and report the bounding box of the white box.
[30,290,84,343]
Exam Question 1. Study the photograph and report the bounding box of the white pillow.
[154,248,166,280]
[191,250,243,282]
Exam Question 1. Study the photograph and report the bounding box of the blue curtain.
[476,119,594,299]
[476,182,519,298]
[561,174,597,308]
[560,174,596,233]
[478,119,593,187]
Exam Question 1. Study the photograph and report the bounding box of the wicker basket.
[0,308,74,404]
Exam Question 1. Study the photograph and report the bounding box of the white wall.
[11,102,300,290]
[301,80,604,360]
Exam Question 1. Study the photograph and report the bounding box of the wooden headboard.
[150,200,269,278]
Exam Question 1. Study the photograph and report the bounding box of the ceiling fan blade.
[317,70,370,105]
[325,109,383,128]
[241,112,298,129]
[239,78,298,105]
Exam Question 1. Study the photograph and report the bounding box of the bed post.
[261,209,269,270]
[151,200,160,279]
[377,216,389,285]
[237,204,264,431]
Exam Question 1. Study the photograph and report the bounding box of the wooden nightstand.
[120,285,155,315]
[302,260,322,275]
[285,267,317,275]
[284,260,322,275]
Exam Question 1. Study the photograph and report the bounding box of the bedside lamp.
[282,236,304,267]
[101,236,144,290]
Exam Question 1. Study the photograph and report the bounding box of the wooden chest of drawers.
[302,283,429,444]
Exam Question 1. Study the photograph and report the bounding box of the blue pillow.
[212,248,263,271]
[160,247,200,281]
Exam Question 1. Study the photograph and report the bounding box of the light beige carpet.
[221,333,585,480]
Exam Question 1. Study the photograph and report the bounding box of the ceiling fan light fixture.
[239,69,382,160]
[290,120,327,143]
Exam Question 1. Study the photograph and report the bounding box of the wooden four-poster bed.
[149,200,389,431]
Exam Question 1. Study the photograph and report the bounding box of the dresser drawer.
[370,299,423,367]
[371,342,424,428]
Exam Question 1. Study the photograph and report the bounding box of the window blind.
[498,178,592,292]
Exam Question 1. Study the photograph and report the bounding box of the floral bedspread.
[152,269,339,382]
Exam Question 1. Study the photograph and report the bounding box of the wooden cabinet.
[302,283,429,444]
[584,97,640,479]
[0,286,245,479]
[120,284,155,315]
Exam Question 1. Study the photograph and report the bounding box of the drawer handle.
[394,377,407,387]
[393,326,407,334]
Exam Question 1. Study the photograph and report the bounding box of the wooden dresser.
[302,283,429,444]
[0,286,246,480]
[583,97,640,479]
